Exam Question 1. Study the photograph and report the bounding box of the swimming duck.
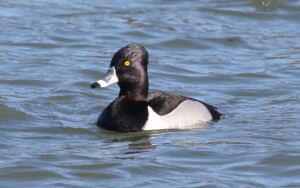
[91,44,223,132]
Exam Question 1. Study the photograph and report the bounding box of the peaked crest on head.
[110,43,148,67]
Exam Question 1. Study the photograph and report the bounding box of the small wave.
[0,103,34,123]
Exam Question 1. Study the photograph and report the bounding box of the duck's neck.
[118,76,149,100]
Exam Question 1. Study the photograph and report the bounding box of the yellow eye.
[124,60,130,66]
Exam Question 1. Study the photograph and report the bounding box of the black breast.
[97,97,149,132]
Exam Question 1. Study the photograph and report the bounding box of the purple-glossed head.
[91,43,149,98]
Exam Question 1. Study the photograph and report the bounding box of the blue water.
[1,0,300,187]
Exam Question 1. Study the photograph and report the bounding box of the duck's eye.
[123,60,130,66]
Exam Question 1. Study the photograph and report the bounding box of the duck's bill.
[91,66,119,89]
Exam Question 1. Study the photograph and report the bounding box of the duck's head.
[91,43,149,99]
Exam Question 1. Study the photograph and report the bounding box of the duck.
[91,43,223,132]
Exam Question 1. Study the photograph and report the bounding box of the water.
[1,0,300,187]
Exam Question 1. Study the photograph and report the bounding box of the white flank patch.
[143,100,213,130]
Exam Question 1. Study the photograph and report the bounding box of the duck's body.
[91,44,223,132]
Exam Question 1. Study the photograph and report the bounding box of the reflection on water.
[1,0,300,187]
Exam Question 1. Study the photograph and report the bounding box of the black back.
[147,92,187,115]
[147,92,223,120]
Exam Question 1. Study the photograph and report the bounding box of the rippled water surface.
[1,0,300,187]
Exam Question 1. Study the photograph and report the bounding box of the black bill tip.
[91,82,100,89]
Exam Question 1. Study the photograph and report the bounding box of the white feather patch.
[143,100,212,130]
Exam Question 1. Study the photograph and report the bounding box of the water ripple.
[1,0,300,187]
